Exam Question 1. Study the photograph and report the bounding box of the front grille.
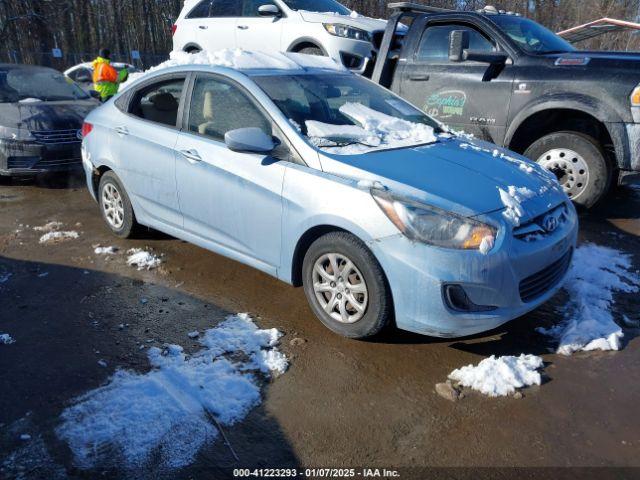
[31,129,82,145]
[519,248,573,303]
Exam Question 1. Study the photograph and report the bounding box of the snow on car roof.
[125,49,348,86]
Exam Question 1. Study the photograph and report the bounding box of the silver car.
[82,52,577,339]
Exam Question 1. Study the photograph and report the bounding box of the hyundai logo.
[542,215,559,233]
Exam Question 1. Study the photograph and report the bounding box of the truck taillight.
[81,122,93,138]
[171,24,177,36]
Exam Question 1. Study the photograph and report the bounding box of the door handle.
[115,126,129,136]
[409,75,430,81]
[179,149,202,163]
[237,25,249,30]
[198,25,208,30]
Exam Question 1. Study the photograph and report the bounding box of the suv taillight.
[171,24,177,36]
[81,122,93,138]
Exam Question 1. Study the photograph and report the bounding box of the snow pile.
[56,314,287,471]
[126,249,162,271]
[538,244,640,355]
[33,221,64,232]
[308,102,437,154]
[126,49,345,87]
[1,333,15,344]
[448,354,543,397]
[94,246,118,255]
[498,186,536,226]
[39,231,79,244]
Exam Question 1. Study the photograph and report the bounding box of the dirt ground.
[0,174,639,480]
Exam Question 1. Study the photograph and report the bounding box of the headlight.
[323,23,372,43]
[631,86,640,107]
[0,126,35,142]
[372,189,496,251]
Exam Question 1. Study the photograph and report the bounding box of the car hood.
[298,10,387,32]
[0,99,97,131]
[319,137,567,221]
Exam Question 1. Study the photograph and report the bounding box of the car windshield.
[0,68,89,103]
[490,16,576,54]
[254,73,441,154]
[282,0,350,15]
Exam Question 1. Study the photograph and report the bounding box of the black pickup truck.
[371,2,640,207]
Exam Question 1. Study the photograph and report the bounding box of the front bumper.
[0,139,82,176]
[370,206,579,338]
[323,37,376,75]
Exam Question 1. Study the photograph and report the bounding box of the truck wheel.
[98,171,139,238]
[524,131,611,208]
[298,46,325,56]
[302,232,392,339]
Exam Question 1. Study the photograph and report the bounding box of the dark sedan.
[0,64,98,177]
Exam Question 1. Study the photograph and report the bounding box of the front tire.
[524,131,612,208]
[302,232,392,339]
[98,171,138,238]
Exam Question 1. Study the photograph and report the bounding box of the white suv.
[172,0,388,73]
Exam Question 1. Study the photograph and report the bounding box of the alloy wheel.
[102,183,125,230]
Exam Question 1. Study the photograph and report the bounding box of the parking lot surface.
[1,175,639,479]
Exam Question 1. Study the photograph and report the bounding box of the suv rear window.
[187,0,211,18]
[210,0,242,17]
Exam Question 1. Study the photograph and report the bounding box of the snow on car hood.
[319,137,567,220]
[298,10,387,32]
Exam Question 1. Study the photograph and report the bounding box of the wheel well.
[289,41,323,53]
[291,225,349,287]
[184,44,202,53]
[91,165,112,197]
[508,109,614,159]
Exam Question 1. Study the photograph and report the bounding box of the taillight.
[81,122,93,138]
[171,24,178,36]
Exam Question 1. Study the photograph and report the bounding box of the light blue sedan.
[81,51,578,339]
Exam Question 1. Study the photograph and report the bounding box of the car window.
[130,78,185,127]
[210,0,242,17]
[417,24,495,61]
[242,0,275,16]
[188,75,271,141]
[187,0,211,18]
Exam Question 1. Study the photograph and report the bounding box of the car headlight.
[323,23,371,42]
[371,189,496,251]
[0,126,35,142]
[631,85,640,107]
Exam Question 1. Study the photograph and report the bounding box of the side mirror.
[225,128,276,154]
[463,50,509,65]
[258,4,281,17]
[449,30,470,62]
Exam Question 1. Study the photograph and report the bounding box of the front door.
[175,73,287,274]
[400,22,515,145]
[113,75,187,229]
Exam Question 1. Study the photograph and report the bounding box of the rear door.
[399,20,515,144]
[236,0,284,51]
[174,73,288,274]
[112,75,187,229]
[188,0,241,50]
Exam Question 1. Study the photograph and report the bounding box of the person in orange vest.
[92,49,128,102]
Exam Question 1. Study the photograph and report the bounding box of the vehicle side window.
[69,68,92,82]
[242,0,275,16]
[417,24,495,61]
[129,78,185,127]
[210,0,242,17]
[188,75,271,142]
[187,0,212,18]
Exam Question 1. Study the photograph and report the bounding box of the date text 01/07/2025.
[233,468,401,478]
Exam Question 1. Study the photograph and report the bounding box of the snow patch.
[126,249,162,271]
[538,244,640,355]
[308,102,437,154]
[1,333,15,344]
[56,314,287,471]
[39,231,79,244]
[94,246,119,255]
[479,235,495,255]
[33,221,63,232]
[498,186,536,226]
[448,354,543,397]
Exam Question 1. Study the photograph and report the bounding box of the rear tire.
[524,131,611,208]
[98,171,138,239]
[302,232,392,339]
